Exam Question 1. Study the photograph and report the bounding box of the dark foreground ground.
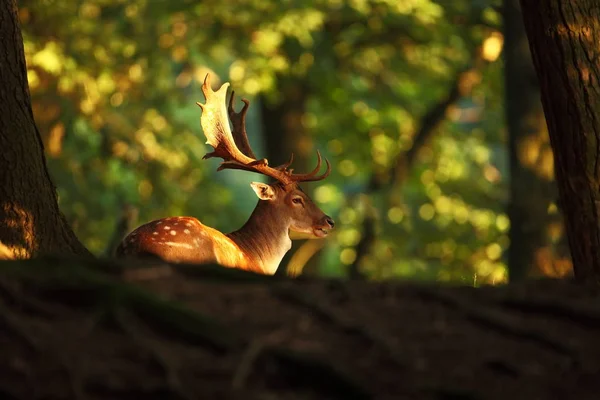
[0,258,599,400]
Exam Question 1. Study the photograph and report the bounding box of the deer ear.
[250,182,276,200]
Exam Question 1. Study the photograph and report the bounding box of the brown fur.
[116,182,333,275]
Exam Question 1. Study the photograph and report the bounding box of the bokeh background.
[19,0,570,283]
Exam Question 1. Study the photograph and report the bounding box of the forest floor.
[0,258,599,400]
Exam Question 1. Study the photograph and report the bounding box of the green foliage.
[20,0,507,283]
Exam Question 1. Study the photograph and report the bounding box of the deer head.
[197,74,334,241]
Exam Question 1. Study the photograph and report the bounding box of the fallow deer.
[115,74,334,275]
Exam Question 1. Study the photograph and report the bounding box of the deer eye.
[292,197,303,205]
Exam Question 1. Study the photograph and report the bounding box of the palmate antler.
[197,74,330,185]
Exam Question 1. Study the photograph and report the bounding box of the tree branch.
[349,48,487,277]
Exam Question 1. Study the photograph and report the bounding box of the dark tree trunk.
[260,83,310,172]
[0,0,90,259]
[260,82,322,276]
[520,0,600,284]
[504,0,569,281]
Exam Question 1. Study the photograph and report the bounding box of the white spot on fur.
[184,229,190,234]
[153,232,158,235]
[186,223,192,227]
[164,226,170,230]
[164,242,193,249]
[170,230,176,236]
[174,222,178,226]
[156,221,162,225]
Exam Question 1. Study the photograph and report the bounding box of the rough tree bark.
[520,0,600,283]
[504,0,569,281]
[0,0,90,259]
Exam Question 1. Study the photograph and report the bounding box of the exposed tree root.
[1,257,600,399]
[264,346,373,400]
[500,296,600,328]
[0,278,60,318]
[413,287,578,360]
[0,300,40,351]
[115,310,192,400]
[231,330,287,390]
[272,282,409,369]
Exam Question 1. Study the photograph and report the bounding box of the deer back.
[116,217,256,271]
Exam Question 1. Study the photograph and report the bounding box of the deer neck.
[226,201,292,275]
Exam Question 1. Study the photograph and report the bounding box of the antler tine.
[299,157,331,182]
[197,74,332,186]
[228,91,257,159]
[197,73,255,165]
[289,150,332,183]
[275,153,294,170]
[198,73,295,183]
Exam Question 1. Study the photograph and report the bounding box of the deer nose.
[325,216,335,228]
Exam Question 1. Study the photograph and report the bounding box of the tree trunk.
[260,81,321,276]
[504,0,570,281]
[0,0,90,259]
[520,0,600,283]
[260,82,311,173]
